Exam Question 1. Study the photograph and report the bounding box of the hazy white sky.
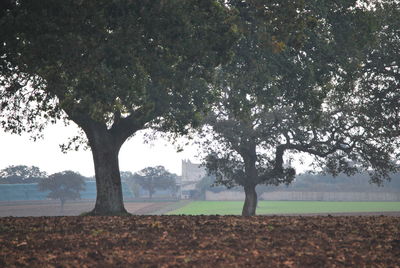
[0,123,200,177]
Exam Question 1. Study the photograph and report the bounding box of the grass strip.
[167,201,400,215]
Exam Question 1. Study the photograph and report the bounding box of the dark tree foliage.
[131,166,178,199]
[0,165,47,184]
[355,1,400,152]
[38,170,86,211]
[200,0,400,216]
[0,0,238,215]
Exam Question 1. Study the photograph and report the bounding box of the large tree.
[200,0,400,216]
[0,0,237,214]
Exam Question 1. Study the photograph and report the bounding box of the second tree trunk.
[242,184,257,216]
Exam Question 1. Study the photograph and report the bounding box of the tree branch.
[110,105,158,146]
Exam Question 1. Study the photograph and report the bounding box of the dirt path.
[134,200,192,215]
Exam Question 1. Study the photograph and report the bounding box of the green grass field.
[168,201,400,215]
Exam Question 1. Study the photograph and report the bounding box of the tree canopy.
[1,0,237,135]
[0,0,238,215]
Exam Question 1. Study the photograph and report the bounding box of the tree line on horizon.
[0,165,86,211]
[195,172,400,200]
[0,164,179,199]
[0,164,180,210]
[1,0,399,216]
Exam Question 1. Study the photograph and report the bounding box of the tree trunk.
[242,184,257,216]
[60,199,65,214]
[87,129,128,215]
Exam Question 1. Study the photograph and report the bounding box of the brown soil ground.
[0,215,399,267]
[0,200,181,217]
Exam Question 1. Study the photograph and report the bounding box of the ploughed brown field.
[0,200,182,217]
[1,215,399,267]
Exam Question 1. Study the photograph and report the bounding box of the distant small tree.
[0,165,47,184]
[38,171,86,212]
[133,166,178,199]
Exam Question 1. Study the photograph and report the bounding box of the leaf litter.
[0,215,399,267]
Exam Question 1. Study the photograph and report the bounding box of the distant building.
[180,160,206,199]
